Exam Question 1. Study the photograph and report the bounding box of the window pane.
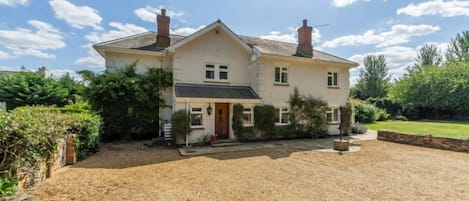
[333,108,339,121]
[243,108,251,112]
[219,71,228,80]
[328,76,332,86]
[326,113,332,122]
[281,72,288,83]
[206,70,214,79]
[242,113,251,125]
[206,64,214,68]
[191,114,202,126]
[281,112,289,124]
[333,73,338,86]
[192,108,202,112]
[220,65,228,69]
[275,67,280,82]
[274,109,280,123]
[282,67,287,71]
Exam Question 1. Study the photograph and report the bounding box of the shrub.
[376,108,390,121]
[352,122,368,134]
[395,115,408,121]
[367,97,401,118]
[232,104,244,139]
[68,113,102,160]
[0,175,17,197]
[171,110,191,142]
[254,105,276,138]
[353,99,378,123]
[289,87,329,138]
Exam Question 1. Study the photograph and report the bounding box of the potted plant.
[210,134,217,144]
[334,103,352,151]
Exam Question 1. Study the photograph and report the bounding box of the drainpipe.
[185,98,189,147]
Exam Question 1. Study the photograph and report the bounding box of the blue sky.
[0,0,468,82]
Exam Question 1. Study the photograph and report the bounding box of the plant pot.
[333,139,350,151]
[210,135,217,144]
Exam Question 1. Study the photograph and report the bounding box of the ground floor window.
[275,107,290,125]
[326,107,339,123]
[190,107,203,127]
[242,107,253,126]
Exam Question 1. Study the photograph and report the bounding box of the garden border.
[377,130,469,152]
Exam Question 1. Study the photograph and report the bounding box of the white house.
[94,9,358,144]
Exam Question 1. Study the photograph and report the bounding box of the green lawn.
[367,120,469,139]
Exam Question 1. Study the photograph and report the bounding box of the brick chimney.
[296,19,313,58]
[156,9,170,47]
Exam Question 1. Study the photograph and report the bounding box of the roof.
[93,21,357,66]
[175,83,260,99]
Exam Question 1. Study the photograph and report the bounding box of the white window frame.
[275,107,290,125]
[326,107,340,124]
[190,107,204,128]
[274,67,288,84]
[328,72,338,87]
[205,63,229,82]
[242,106,253,127]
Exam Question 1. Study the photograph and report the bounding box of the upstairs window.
[328,72,338,87]
[326,107,339,123]
[275,107,290,125]
[242,107,253,126]
[190,107,203,127]
[275,67,288,84]
[205,64,229,81]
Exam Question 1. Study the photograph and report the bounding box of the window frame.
[274,67,289,84]
[205,63,229,82]
[327,72,339,88]
[242,106,253,127]
[326,107,340,124]
[190,107,204,128]
[275,107,290,126]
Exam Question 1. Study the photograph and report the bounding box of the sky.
[0,0,468,83]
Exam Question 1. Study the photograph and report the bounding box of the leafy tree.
[0,72,74,110]
[80,62,173,141]
[446,31,469,63]
[353,55,390,99]
[408,44,442,74]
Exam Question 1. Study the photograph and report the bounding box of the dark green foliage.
[232,104,244,139]
[171,110,191,142]
[0,175,17,197]
[408,44,442,74]
[0,105,101,184]
[367,97,401,118]
[0,72,79,110]
[80,63,173,141]
[446,31,469,63]
[339,102,353,135]
[353,55,390,100]
[253,105,276,137]
[289,87,329,138]
[390,62,469,119]
[352,99,378,123]
[376,109,390,121]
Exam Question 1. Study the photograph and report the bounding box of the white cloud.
[397,0,469,17]
[0,20,65,59]
[75,22,148,68]
[260,27,321,44]
[0,0,28,6]
[323,24,440,48]
[135,5,184,23]
[49,0,102,30]
[171,25,205,36]
[331,0,359,7]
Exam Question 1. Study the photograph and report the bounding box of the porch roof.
[175,83,260,99]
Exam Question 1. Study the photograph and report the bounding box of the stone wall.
[377,130,469,153]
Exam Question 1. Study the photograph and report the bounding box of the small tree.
[254,105,276,138]
[446,31,469,63]
[354,55,390,100]
[232,103,244,139]
[408,44,442,74]
[171,110,191,143]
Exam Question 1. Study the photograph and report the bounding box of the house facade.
[94,9,358,144]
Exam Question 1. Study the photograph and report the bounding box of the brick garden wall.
[377,130,469,153]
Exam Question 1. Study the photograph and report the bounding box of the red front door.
[215,103,229,139]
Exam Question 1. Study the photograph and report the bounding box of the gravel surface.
[29,141,469,201]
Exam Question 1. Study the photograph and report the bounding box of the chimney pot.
[303,19,307,27]
[161,9,166,16]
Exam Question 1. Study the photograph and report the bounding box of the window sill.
[191,126,204,130]
[327,86,340,89]
[204,80,230,84]
[275,123,290,126]
[274,83,289,86]
[243,124,254,127]
[328,122,340,125]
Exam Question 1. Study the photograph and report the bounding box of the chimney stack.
[296,19,313,58]
[157,9,171,47]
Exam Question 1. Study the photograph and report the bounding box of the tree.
[80,62,173,141]
[408,44,442,74]
[353,55,390,100]
[446,31,469,63]
[0,72,75,110]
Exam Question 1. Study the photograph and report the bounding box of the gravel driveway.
[29,140,469,201]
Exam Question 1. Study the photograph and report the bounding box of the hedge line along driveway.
[29,140,469,201]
